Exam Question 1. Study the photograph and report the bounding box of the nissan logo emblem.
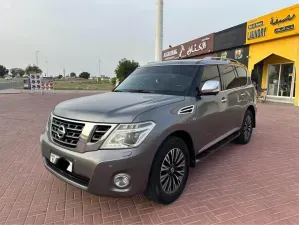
[57,125,66,139]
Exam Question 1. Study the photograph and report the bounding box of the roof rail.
[203,57,239,64]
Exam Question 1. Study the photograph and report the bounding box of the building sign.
[214,23,246,51]
[270,14,296,26]
[274,24,295,34]
[162,34,214,61]
[163,49,177,58]
[248,21,264,29]
[216,46,249,67]
[246,4,299,44]
[247,27,267,40]
[220,51,228,59]
[235,48,243,59]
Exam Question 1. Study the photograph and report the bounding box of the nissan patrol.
[40,57,257,204]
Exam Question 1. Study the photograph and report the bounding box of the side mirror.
[197,80,220,96]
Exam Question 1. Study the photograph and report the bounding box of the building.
[162,3,299,106]
[247,4,299,105]
[213,23,249,67]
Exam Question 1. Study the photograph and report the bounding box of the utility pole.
[36,50,39,66]
[155,0,163,61]
[98,60,101,77]
[63,68,65,77]
[45,61,48,76]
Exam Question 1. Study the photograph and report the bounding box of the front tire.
[145,136,190,204]
[234,110,254,145]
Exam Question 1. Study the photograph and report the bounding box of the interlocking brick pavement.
[1,93,299,225]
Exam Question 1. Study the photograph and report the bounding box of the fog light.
[114,174,130,188]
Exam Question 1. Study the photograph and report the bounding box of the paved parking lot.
[1,93,299,225]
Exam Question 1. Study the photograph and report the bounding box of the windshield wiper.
[126,89,155,93]
[113,89,155,93]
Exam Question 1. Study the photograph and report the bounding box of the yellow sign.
[220,51,227,59]
[246,4,299,44]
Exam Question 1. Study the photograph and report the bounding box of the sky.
[0,0,298,77]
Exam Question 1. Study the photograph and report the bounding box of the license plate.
[50,153,60,163]
[50,153,73,172]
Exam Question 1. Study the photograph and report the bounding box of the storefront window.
[267,65,280,96]
[267,63,295,98]
[279,64,293,97]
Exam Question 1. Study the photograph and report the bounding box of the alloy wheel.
[160,148,186,194]
[244,115,252,140]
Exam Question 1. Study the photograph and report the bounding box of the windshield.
[114,65,198,96]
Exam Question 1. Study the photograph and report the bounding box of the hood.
[53,92,184,123]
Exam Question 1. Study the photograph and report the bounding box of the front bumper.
[40,130,155,197]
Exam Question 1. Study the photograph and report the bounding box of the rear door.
[218,65,243,134]
[235,66,255,126]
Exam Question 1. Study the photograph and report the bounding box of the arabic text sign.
[162,34,214,61]
[246,4,299,44]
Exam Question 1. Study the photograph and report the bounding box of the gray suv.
[40,57,256,204]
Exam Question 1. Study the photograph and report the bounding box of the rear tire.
[234,110,254,145]
[145,136,190,204]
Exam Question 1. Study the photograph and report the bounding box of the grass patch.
[53,79,114,90]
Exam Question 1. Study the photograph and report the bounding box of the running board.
[195,131,240,163]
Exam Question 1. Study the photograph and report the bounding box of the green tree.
[25,65,42,75]
[70,72,76,78]
[57,75,63,79]
[110,77,117,86]
[10,68,25,77]
[114,58,139,82]
[79,72,90,79]
[0,65,9,77]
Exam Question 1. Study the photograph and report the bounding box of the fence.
[0,78,24,93]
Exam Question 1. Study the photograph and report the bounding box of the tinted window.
[218,65,239,90]
[236,67,248,86]
[200,66,221,90]
[114,65,198,96]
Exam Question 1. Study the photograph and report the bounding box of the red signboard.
[162,34,214,61]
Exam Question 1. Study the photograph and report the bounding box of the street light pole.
[155,0,163,61]
[45,61,48,76]
[36,51,39,66]
[98,60,101,77]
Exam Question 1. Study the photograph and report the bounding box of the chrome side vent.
[178,105,195,115]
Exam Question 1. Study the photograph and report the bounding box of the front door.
[194,65,226,153]
[267,63,295,99]
[251,62,263,88]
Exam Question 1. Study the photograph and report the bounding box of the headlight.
[45,113,52,132]
[101,121,155,149]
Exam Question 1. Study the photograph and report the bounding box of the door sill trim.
[195,130,240,163]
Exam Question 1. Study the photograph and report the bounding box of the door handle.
[241,93,246,96]
[221,97,227,103]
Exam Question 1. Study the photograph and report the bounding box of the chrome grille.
[90,125,112,143]
[51,117,85,148]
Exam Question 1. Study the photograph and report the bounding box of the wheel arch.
[247,105,256,128]
[165,130,196,168]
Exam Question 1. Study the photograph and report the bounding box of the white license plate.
[50,153,59,163]
[50,153,73,172]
